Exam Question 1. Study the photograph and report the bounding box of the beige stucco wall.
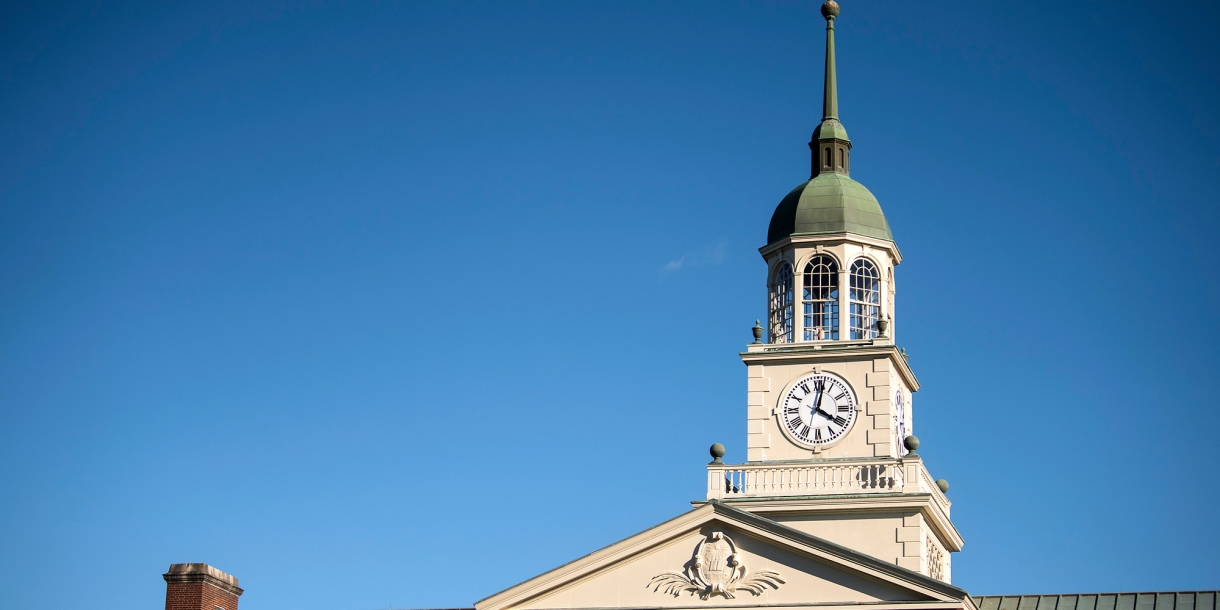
[767,512,908,568]
[768,509,948,578]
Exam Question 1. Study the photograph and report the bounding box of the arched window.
[849,258,880,339]
[837,148,844,169]
[824,147,832,169]
[769,262,794,344]
[802,255,838,340]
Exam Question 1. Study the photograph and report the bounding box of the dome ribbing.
[767,173,893,244]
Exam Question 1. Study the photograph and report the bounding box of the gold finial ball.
[821,1,840,20]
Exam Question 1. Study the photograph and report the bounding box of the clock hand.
[811,384,824,415]
[812,385,834,420]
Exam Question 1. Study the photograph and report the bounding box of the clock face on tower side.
[778,372,858,447]
[893,388,908,456]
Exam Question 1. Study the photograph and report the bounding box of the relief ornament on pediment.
[647,532,784,600]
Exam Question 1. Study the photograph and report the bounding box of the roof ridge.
[974,591,1220,597]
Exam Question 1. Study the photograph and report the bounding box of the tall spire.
[810,1,852,178]
[822,1,839,122]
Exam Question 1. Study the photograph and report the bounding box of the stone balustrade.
[707,457,950,516]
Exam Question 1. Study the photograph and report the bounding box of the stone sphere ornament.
[903,435,920,454]
[821,0,840,19]
[936,479,950,494]
[710,443,726,464]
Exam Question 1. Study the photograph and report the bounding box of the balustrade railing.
[706,458,950,516]
[915,460,952,515]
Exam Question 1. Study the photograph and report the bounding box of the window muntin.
[849,258,880,339]
[769,262,794,344]
[802,255,839,340]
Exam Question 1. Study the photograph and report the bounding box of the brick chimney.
[163,564,243,610]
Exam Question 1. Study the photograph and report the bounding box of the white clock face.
[779,372,858,446]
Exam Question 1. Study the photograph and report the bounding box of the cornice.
[711,503,967,599]
[741,343,920,392]
[162,571,244,597]
[474,504,716,610]
[698,493,963,552]
[759,233,902,265]
[506,602,968,610]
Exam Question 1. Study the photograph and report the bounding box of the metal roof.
[975,591,1219,610]
[766,173,894,245]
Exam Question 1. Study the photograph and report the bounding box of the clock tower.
[705,0,961,581]
[478,10,968,610]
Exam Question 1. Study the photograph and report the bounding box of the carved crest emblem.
[648,532,784,599]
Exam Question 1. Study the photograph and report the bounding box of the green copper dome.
[767,173,893,244]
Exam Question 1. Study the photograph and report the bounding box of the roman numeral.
[797,382,810,395]
[837,405,851,412]
[785,406,800,415]
[814,379,826,391]
[800,424,811,437]
[833,415,848,427]
[835,392,847,401]
[814,427,823,441]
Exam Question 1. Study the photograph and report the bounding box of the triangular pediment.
[476,502,969,610]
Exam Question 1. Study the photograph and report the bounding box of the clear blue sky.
[2,1,1218,609]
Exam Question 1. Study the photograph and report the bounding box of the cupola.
[761,1,900,346]
[767,0,893,247]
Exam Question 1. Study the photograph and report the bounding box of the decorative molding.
[476,501,966,610]
[740,344,920,393]
[927,534,945,582]
[648,532,783,600]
